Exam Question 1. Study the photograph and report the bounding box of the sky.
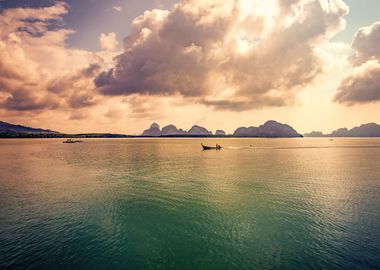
[0,0,379,134]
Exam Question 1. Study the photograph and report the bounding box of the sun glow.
[239,0,254,14]
[240,0,277,17]
[236,37,253,54]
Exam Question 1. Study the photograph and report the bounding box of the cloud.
[2,89,59,111]
[104,108,124,119]
[95,0,348,111]
[99,32,119,51]
[68,110,89,120]
[68,92,98,109]
[334,21,380,104]
[351,22,380,65]
[334,60,380,104]
[123,95,170,119]
[0,3,108,113]
[113,6,123,12]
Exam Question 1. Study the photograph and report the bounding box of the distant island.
[304,123,380,137]
[233,121,301,137]
[0,121,130,138]
[141,120,302,137]
[2,120,380,139]
[1,120,303,138]
[0,121,59,135]
[142,123,214,137]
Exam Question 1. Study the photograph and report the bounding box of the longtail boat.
[201,143,221,150]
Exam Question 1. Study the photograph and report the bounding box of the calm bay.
[0,138,379,269]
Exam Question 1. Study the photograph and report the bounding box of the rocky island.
[140,120,303,137]
[304,123,380,137]
[6,120,379,138]
[233,120,302,137]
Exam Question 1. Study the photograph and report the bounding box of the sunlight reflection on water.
[0,138,379,269]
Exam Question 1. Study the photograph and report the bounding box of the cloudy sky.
[0,0,379,134]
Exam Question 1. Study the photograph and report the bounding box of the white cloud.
[95,0,349,111]
[335,21,380,104]
[335,60,380,104]
[99,32,119,51]
[0,3,113,112]
[351,22,380,65]
[113,6,123,12]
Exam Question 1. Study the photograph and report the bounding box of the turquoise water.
[0,138,379,269]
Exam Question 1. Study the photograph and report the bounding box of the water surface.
[0,138,379,269]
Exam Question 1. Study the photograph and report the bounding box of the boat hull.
[201,144,221,150]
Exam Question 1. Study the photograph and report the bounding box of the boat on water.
[201,143,222,150]
[63,139,83,144]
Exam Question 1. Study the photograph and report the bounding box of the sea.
[0,138,379,269]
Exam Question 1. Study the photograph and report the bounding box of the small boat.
[63,139,83,143]
[201,143,222,150]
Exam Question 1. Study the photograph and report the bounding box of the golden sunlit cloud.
[0,0,379,134]
[335,22,380,104]
[95,0,348,111]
